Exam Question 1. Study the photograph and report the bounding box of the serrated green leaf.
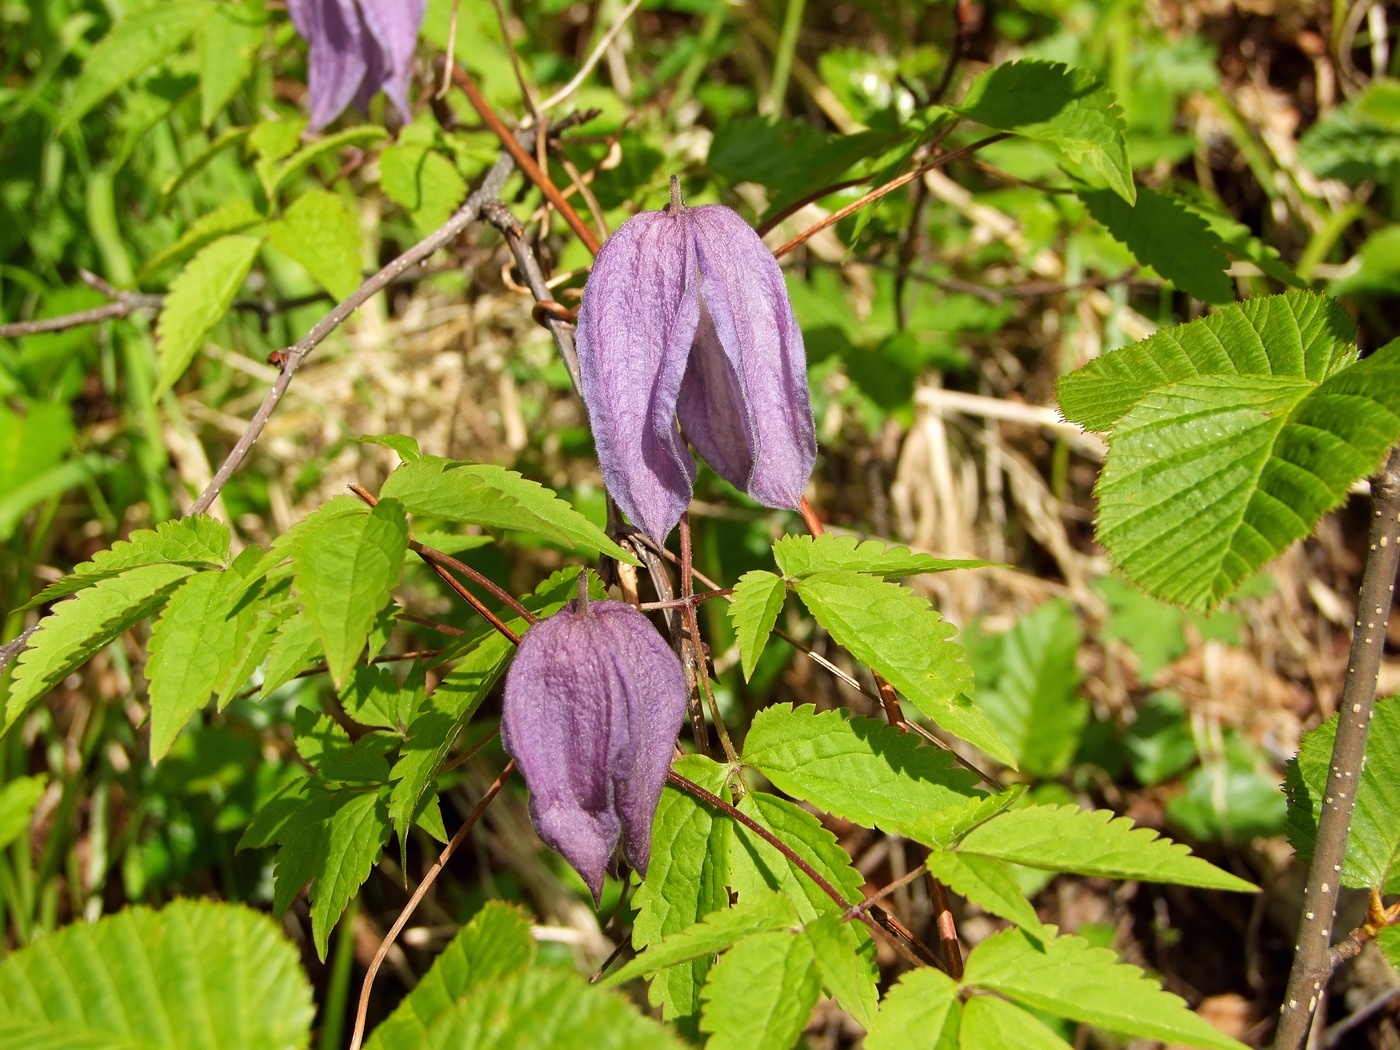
[950,804,1258,891]
[605,892,797,987]
[0,900,313,1049]
[291,496,407,687]
[954,59,1134,204]
[975,599,1087,778]
[864,968,962,1050]
[728,570,785,681]
[919,788,1025,847]
[267,188,362,300]
[160,125,252,199]
[146,551,268,760]
[961,997,1075,1050]
[699,930,820,1050]
[155,233,263,396]
[58,3,214,132]
[293,708,394,784]
[341,662,422,732]
[632,755,732,1037]
[773,533,994,579]
[1379,925,1400,974]
[742,704,980,836]
[1285,695,1400,892]
[1057,291,1355,433]
[363,901,536,1050]
[925,851,1047,939]
[360,433,422,462]
[1078,186,1232,303]
[138,199,265,283]
[3,563,193,735]
[379,457,638,563]
[803,912,878,1031]
[1299,78,1400,184]
[197,2,262,126]
[269,126,389,198]
[258,608,323,698]
[0,775,47,851]
[963,927,1248,1049]
[414,967,687,1050]
[791,573,1013,764]
[380,144,468,233]
[215,577,295,708]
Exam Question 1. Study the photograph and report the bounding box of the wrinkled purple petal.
[290,0,368,131]
[357,0,426,121]
[576,210,700,545]
[684,204,816,510]
[500,597,689,904]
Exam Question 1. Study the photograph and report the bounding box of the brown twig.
[0,292,164,338]
[347,761,516,1050]
[680,513,739,763]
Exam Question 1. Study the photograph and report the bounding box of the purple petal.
[576,209,700,544]
[682,204,816,510]
[289,0,370,130]
[356,0,426,121]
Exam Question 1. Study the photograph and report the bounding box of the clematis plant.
[576,177,817,545]
[287,0,427,130]
[499,576,690,904]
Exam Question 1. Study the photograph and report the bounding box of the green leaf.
[864,968,962,1050]
[0,775,47,851]
[215,577,295,708]
[961,997,1075,1050]
[699,930,820,1050]
[773,533,994,579]
[951,804,1259,891]
[925,851,1047,939]
[1078,186,1232,303]
[380,457,638,563]
[728,570,785,681]
[1380,925,1400,974]
[1058,295,1400,609]
[269,126,389,198]
[58,3,215,132]
[742,704,980,836]
[379,144,469,233]
[294,708,395,784]
[267,188,362,300]
[138,198,265,282]
[155,233,264,396]
[791,572,1013,764]
[258,608,323,698]
[605,892,797,987]
[963,927,1248,1049]
[160,125,252,199]
[341,662,423,732]
[1299,78,1400,184]
[631,755,732,1036]
[1285,695,1400,891]
[919,788,1025,848]
[0,899,313,1048]
[364,901,536,1050]
[360,433,422,462]
[803,912,878,1031]
[146,551,269,760]
[290,496,408,687]
[3,563,193,735]
[414,968,687,1050]
[197,2,262,126]
[955,59,1134,204]
[975,599,1087,778]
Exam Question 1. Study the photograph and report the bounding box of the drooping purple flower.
[575,179,817,545]
[287,0,426,130]
[500,579,689,904]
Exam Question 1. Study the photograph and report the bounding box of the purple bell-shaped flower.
[287,0,426,130]
[500,577,690,903]
[575,178,817,545]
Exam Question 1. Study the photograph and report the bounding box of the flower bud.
[500,583,689,903]
[575,181,817,544]
[287,0,426,130]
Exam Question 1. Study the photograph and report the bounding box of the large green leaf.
[974,599,1087,778]
[1078,186,1232,303]
[773,534,992,579]
[864,968,962,1050]
[925,851,1047,939]
[954,59,1134,203]
[1058,294,1400,609]
[1285,695,1400,892]
[364,902,536,1050]
[58,3,215,132]
[791,573,1013,764]
[3,563,193,735]
[290,496,408,687]
[949,804,1258,891]
[155,233,264,396]
[379,457,637,563]
[0,900,313,1049]
[742,704,980,835]
[267,188,362,300]
[961,997,1075,1050]
[698,930,821,1050]
[963,927,1248,1049]
[803,912,878,1032]
[728,570,785,681]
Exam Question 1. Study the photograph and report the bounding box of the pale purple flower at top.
[287,0,426,130]
[499,578,689,904]
[575,178,817,546]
